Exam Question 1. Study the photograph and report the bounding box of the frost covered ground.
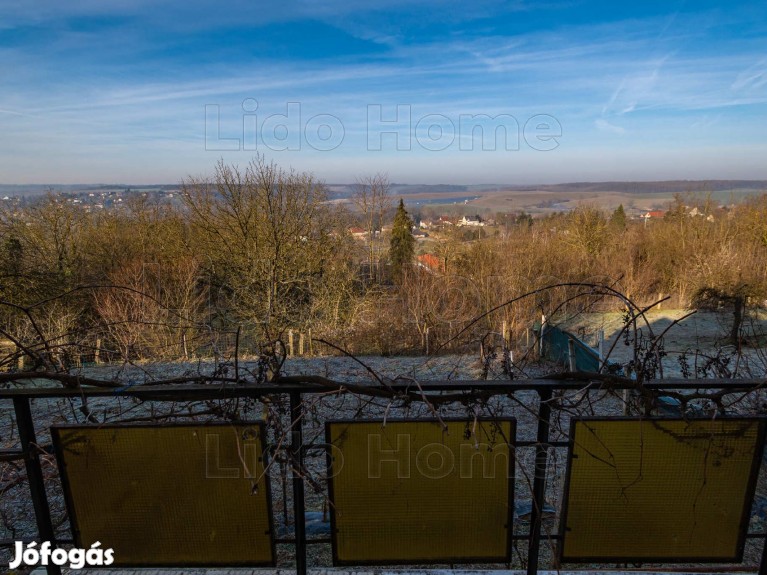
[564,309,767,378]
[4,336,767,573]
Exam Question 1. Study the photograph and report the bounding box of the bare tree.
[182,156,346,338]
[351,173,392,283]
[94,257,207,360]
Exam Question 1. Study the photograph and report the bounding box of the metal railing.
[2,376,767,574]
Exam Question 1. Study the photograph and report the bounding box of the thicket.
[1,158,766,365]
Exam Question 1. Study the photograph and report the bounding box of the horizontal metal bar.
[293,440,570,454]
[279,533,542,543]
[0,377,763,401]
[0,445,55,461]
[491,531,766,542]
[274,538,332,545]
[512,533,560,540]
[0,449,24,462]
[515,441,569,447]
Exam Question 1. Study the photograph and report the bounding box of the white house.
[458,215,484,227]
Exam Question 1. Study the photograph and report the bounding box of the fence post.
[299,333,305,356]
[759,529,767,575]
[13,398,61,575]
[288,330,294,357]
[289,391,307,575]
[308,329,313,356]
[94,338,101,364]
[527,387,553,575]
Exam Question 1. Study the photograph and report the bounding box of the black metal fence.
[2,377,767,574]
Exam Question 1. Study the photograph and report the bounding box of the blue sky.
[1,0,766,184]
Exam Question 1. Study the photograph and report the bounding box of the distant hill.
[389,184,469,194]
[500,180,767,194]
[1,180,765,201]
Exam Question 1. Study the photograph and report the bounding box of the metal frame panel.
[559,417,767,563]
[52,422,275,567]
[325,418,516,565]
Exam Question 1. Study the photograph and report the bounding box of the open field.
[363,181,767,216]
[466,187,767,217]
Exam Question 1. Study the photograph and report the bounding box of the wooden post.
[288,330,294,357]
[299,332,305,356]
[425,326,430,355]
[502,320,508,347]
[539,313,547,358]
[308,329,313,356]
[94,338,101,364]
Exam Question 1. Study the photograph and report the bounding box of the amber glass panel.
[561,418,764,562]
[327,419,514,564]
[53,424,273,566]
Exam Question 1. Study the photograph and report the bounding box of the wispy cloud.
[595,118,625,134]
[1,1,766,183]
[732,58,767,94]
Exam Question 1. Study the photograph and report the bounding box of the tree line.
[0,157,765,366]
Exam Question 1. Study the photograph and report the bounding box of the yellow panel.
[52,424,273,566]
[562,418,764,562]
[327,419,514,564]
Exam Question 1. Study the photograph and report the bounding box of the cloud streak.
[0,1,766,183]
